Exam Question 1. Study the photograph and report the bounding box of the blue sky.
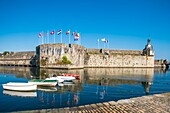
[0,0,170,60]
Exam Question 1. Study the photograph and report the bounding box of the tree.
[62,56,72,64]
[3,51,10,56]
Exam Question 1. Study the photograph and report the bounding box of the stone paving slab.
[13,92,170,113]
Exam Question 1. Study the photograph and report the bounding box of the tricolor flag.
[38,32,43,38]
[50,30,55,35]
[104,39,108,43]
[72,31,76,36]
[66,30,70,35]
[101,38,106,42]
[57,30,62,35]
[74,33,80,41]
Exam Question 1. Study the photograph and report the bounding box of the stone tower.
[143,38,154,56]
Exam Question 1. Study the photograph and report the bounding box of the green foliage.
[61,56,72,65]
[62,56,68,63]
[3,51,10,56]
[2,51,14,56]
[56,56,72,65]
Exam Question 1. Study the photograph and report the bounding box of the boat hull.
[60,74,80,79]
[2,83,37,91]
[29,82,57,86]
[45,77,64,83]
[29,79,58,86]
[54,76,75,81]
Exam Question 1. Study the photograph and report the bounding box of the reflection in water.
[0,66,169,112]
[142,81,152,94]
[0,66,155,94]
[73,93,79,105]
[154,68,169,74]
[84,68,154,94]
[3,90,37,97]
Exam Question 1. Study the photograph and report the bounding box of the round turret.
[143,38,154,56]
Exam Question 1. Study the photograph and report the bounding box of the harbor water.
[0,66,170,112]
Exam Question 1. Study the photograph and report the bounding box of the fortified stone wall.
[84,53,154,68]
[36,44,85,69]
[109,50,143,55]
[0,39,155,68]
[36,40,154,68]
[0,51,36,66]
[86,49,143,55]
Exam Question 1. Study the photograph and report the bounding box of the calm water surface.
[0,66,169,112]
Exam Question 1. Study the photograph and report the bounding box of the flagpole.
[54,30,55,43]
[61,30,62,43]
[47,30,49,44]
[79,33,81,45]
[42,31,44,44]
[104,42,105,49]
[44,33,46,44]
[97,39,99,49]
[44,32,46,44]
[69,32,70,44]
[38,38,41,45]
[108,41,110,49]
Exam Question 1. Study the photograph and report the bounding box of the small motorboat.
[60,73,80,80]
[2,82,37,91]
[29,79,58,86]
[47,76,75,83]
[3,90,37,97]
[45,77,64,83]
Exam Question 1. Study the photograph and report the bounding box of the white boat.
[59,73,80,80]
[3,90,37,97]
[2,82,37,91]
[29,79,58,86]
[48,76,75,81]
[45,77,64,83]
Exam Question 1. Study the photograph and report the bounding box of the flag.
[72,31,76,36]
[66,30,70,35]
[101,38,106,42]
[50,30,55,35]
[74,33,79,41]
[104,39,108,43]
[38,32,43,38]
[57,30,62,35]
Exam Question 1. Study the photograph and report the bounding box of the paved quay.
[14,92,170,113]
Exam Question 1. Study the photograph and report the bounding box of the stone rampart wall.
[86,48,143,55]
[38,44,85,68]
[0,44,154,68]
[109,50,143,55]
[84,53,154,68]
[0,51,36,66]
